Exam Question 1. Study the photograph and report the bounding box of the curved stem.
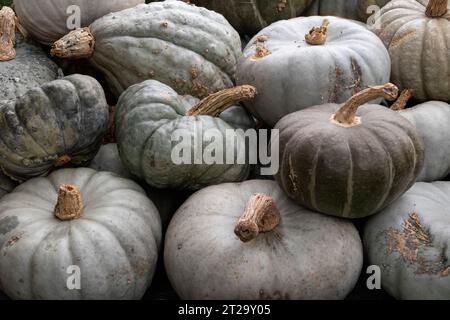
[54,185,83,221]
[234,194,281,243]
[426,0,448,17]
[305,19,330,45]
[391,89,413,111]
[51,27,95,59]
[0,6,16,61]
[187,85,257,117]
[333,83,399,126]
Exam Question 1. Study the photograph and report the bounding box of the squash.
[236,16,391,126]
[0,7,59,100]
[0,168,161,300]
[116,80,255,190]
[0,74,109,182]
[0,172,15,199]
[364,181,450,299]
[357,0,391,21]
[304,0,361,20]
[89,143,133,180]
[391,90,450,182]
[51,1,242,99]
[373,0,450,102]
[275,84,424,219]
[13,0,145,45]
[165,180,363,299]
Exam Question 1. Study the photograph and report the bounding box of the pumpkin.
[304,0,361,20]
[89,143,133,180]
[116,80,256,190]
[0,172,15,199]
[0,7,59,100]
[0,168,161,300]
[357,0,391,21]
[391,90,450,182]
[275,84,424,219]
[165,180,363,299]
[51,1,242,99]
[373,0,450,102]
[236,16,391,126]
[13,0,145,45]
[0,74,109,182]
[364,181,450,299]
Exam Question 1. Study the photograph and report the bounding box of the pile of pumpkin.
[0,0,449,300]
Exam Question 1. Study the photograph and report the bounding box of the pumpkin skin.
[52,1,242,99]
[0,168,162,300]
[0,34,59,101]
[358,0,391,21]
[364,181,450,299]
[14,0,145,45]
[373,0,450,102]
[89,143,133,180]
[165,180,363,300]
[0,172,16,199]
[236,16,391,126]
[305,0,360,20]
[275,85,425,218]
[116,80,254,190]
[0,74,109,182]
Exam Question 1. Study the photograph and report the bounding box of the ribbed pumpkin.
[373,0,450,102]
[275,84,424,219]
[0,168,161,300]
[116,80,255,190]
[165,180,363,299]
[51,1,242,99]
[0,74,109,182]
[0,7,59,100]
[364,181,450,299]
[236,16,391,126]
[14,0,145,45]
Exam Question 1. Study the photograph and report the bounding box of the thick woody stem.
[54,185,83,221]
[305,19,330,45]
[51,27,95,59]
[332,83,399,126]
[55,155,72,167]
[426,0,448,17]
[234,194,281,243]
[0,6,16,61]
[391,89,413,111]
[187,85,257,117]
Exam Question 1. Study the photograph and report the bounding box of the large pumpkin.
[275,84,424,218]
[116,80,255,190]
[373,0,450,102]
[0,7,59,100]
[14,0,145,45]
[357,0,391,21]
[364,181,450,299]
[236,16,391,126]
[0,74,109,182]
[0,168,162,300]
[0,172,15,199]
[165,180,363,299]
[51,1,242,99]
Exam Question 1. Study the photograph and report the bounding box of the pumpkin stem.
[391,89,414,111]
[305,19,330,45]
[333,83,399,126]
[426,0,448,17]
[55,155,72,167]
[234,193,281,243]
[187,85,257,117]
[51,27,95,59]
[54,184,83,221]
[0,6,16,61]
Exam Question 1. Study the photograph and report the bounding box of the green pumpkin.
[0,74,109,182]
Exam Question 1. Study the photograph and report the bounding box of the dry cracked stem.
[426,0,448,17]
[305,19,330,46]
[0,6,16,61]
[54,184,83,221]
[391,89,414,111]
[51,27,95,59]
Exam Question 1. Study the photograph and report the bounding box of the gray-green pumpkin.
[0,168,161,300]
[236,16,391,126]
[275,84,424,219]
[165,180,363,299]
[0,172,15,199]
[116,80,255,190]
[0,74,109,182]
[364,181,450,299]
[51,1,242,99]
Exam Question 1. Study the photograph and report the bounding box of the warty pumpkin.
[116,80,256,190]
[165,180,363,299]
[0,74,109,182]
[236,16,391,126]
[51,1,242,99]
[0,168,161,300]
[14,0,145,45]
[364,181,450,299]
[275,84,424,218]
